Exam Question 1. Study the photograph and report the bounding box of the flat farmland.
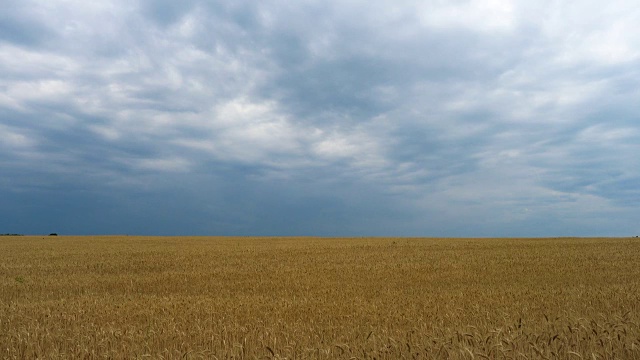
[1,236,639,359]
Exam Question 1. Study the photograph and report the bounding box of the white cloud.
[311,128,387,169]
[0,91,24,111]
[417,0,516,32]
[0,124,36,149]
[530,0,640,66]
[7,79,74,104]
[171,98,302,164]
[0,45,79,77]
[131,156,192,172]
[577,125,638,144]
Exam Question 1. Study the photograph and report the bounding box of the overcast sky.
[1,0,639,236]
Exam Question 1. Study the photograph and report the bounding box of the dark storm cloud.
[1,0,639,236]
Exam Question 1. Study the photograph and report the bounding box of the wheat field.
[1,236,639,359]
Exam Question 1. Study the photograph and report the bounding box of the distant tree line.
[0,233,60,236]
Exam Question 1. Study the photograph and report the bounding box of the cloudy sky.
[1,0,639,236]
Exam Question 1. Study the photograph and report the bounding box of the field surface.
[1,236,639,359]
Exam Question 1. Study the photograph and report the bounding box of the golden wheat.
[1,236,639,359]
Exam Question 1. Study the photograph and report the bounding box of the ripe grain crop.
[1,236,639,359]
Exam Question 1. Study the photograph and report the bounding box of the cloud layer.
[1,0,639,236]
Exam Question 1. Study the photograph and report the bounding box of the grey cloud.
[1,0,639,236]
[141,0,198,27]
[0,1,54,47]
